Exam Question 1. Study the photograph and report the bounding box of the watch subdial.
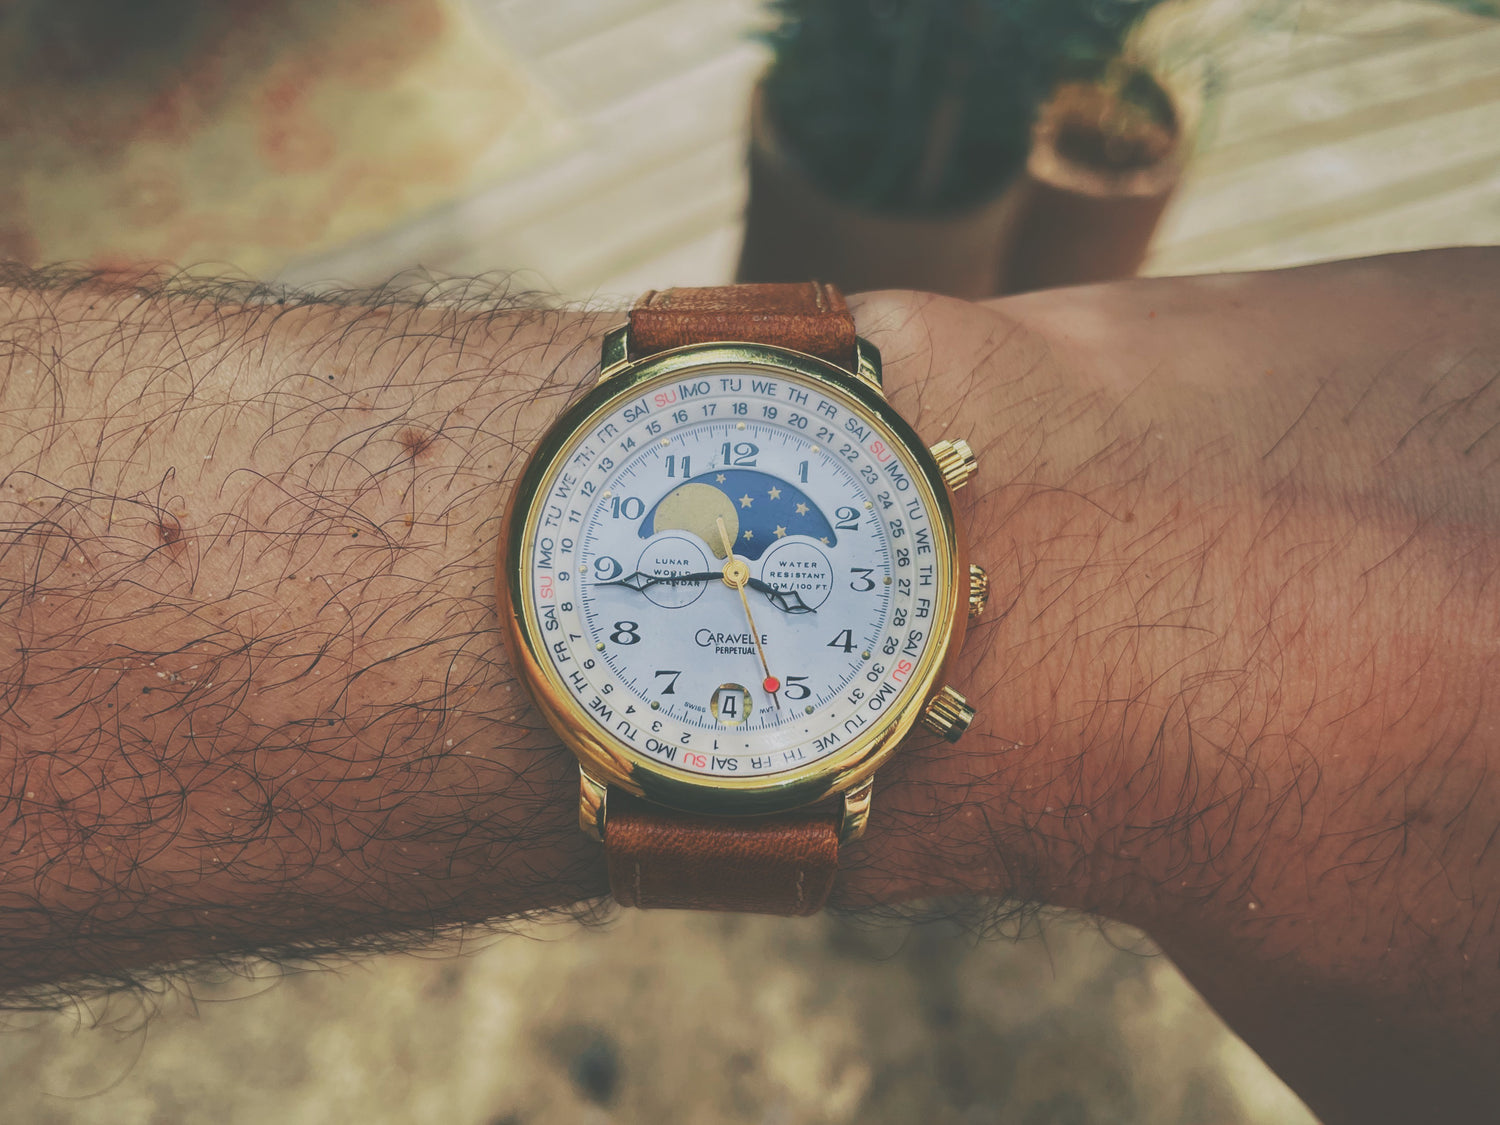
[635,535,710,608]
[759,539,834,611]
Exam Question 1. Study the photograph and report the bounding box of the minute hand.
[596,571,816,614]
[748,578,817,615]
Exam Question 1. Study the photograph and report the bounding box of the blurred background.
[1,0,1497,1121]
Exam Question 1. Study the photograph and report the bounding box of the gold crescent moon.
[653,483,740,558]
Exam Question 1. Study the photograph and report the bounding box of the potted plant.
[737,0,1183,298]
[1000,54,1192,292]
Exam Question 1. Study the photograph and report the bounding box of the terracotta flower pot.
[1000,73,1191,294]
[736,86,1026,300]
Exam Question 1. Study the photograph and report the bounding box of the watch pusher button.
[921,686,976,742]
[968,563,989,619]
[930,439,977,491]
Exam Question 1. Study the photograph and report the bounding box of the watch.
[497,283,986,915]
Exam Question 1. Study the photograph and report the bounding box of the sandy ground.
[2,911,1316,1124]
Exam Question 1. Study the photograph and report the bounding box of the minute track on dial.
[595,570,818,614]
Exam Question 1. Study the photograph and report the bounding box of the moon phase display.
[641,469,837,561]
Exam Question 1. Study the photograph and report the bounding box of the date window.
[710,683,752,727]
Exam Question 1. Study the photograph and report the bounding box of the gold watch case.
[495,335,969,828]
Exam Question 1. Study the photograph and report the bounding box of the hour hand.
[596,570,720,592]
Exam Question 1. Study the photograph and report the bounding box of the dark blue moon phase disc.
[640,469,837,561]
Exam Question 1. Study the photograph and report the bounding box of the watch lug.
[854,336,883,391]
[599,324,631,382]
[839,777,874,844]
[579,767,608,841]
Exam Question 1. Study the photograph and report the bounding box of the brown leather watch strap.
[629,281,857,370]
[604,790,839,916]
[604,283,854,915]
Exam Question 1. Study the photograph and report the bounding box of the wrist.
[842,264,1500,1021]
[831,291,1074,909]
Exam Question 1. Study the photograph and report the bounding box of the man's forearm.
[2,254,1497,1121]
[0,270,612,991]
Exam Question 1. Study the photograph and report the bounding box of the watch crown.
[920,686,976,743]
[930,439,977,491]
[968,563,989,618]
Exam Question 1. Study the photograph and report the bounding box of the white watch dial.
[524,366,948,779]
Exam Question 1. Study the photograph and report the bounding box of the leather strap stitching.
[626,282,858,370]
